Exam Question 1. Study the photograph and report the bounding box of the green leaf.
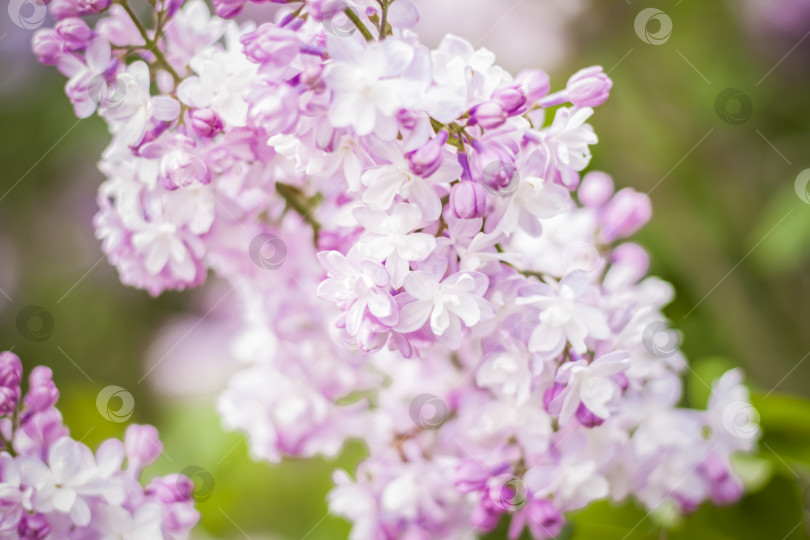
[749,183,810,274]
[752,392,810,471]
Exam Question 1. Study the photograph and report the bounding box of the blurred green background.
[1,1,809,538]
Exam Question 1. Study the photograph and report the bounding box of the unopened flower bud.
[49,0,78,19]
[17,512,51,540]
[469,140,519,194]
[578,171,614,208]
[566,66,613,108]
[241,24,300,66]
[610,242,650,284]
[543,382,564,413]
[55,18,91,51]
[492,86,526,115]
[600,188,652,242]
[0,388,19,416]
[700,454,743,505]
[24,366,59,413]
[0,351,23,388]
[408,131,447,177]
[396,108,418,130]
[450,181,487,219]
[32,29,63,65]
[525,499,565,538]
[212,0,245,18]
[147,474,194,503]
[470,101,507,129]
[575,402,604,427]
[189,108,223,138]
[125,424,163,471]
[455,459,491,493]
[77,0,110,15]
[516,68,551,103]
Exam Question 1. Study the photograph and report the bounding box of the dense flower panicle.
[31,1,759,538]
[0,352,199,539]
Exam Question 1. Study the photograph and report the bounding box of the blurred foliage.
[1,0,810,538]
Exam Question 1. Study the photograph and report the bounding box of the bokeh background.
[1,0,810,538]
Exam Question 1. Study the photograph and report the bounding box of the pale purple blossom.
[0,353,198,539]
[29,1,760,537]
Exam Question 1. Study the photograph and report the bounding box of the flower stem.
[344,7,374,42]
[376,0,390,39]
[275,183,322,243]
[116,0,182,83]
[0,433,16,457]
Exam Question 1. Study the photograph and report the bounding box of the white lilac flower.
[397,270,494,348]
[353,203,436,288]
[518,271,611,358]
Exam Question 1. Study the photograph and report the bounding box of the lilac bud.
[677,496,700,514]
[610,242,650,283]
[575,402,604,428]
[55,18,91,51]
[0,387,19,416]
[32,29,63,65]
[471,498,501,532]
[189,108,223,138]
[543,382,565,413]
[212,0,245,18]
[408,131,447,177]
[566,66,613,108]
[450,181,487,219]
[469,140,519,194]
[164,0,184,17]
[147,474,194,503]
[578,171,614,208]
[515,69,550,103]
[700,454,743,505]
[487,474,526,511]
[17,513,50,540]
[49,0,78,19]
[470,101,507,129]
[455,459,490,493]
[492,86,527,115]
[241,24,300,66]
[600,188,652,242]
[125,424,164,471]
[24,366,59,413]
[77,0,110,15]
[615,372,630,393]
[0,351,23,388]
[525,499,565,539]
[396,108,419,130]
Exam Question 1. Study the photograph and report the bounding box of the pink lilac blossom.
[0,351,199,539]
[31,1,759,538]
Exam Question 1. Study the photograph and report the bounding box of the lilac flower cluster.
[0,352,199,539]
[31,0,759,538]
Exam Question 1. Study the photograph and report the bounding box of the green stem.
[275,183,322,243]
[0,434,16,457]
[377,0,390,39]
[344,7,374,42]
[116,0,182,83]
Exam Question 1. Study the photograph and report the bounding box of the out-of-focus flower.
[0,351,199,538]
